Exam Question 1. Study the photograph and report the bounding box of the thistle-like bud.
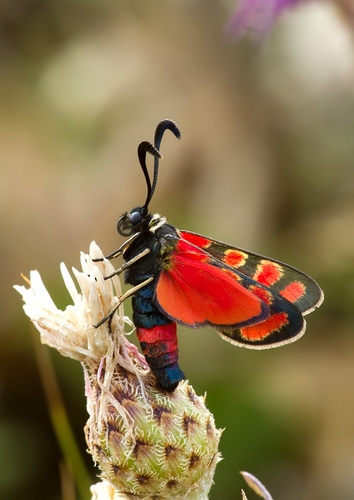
[15,242,222,499]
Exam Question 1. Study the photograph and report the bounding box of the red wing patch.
[156,239,269,328]
[280,281,306,303]
[253,260,283,286]
[240,312,289,341]
[224,249,248,268]
[177,231,211,249]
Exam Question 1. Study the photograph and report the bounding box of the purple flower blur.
[226,0,302,38]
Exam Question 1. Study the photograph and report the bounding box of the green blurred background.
[2,1,354,499]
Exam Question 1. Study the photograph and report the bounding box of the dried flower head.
[15,242,222,499]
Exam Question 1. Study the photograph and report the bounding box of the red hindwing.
[156,239,269,328]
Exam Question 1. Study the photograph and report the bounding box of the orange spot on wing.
[250,285,273,305]
[280,281,306,303]
[254,261,282,286]
[223,249,247,268]
[240,312,288,341]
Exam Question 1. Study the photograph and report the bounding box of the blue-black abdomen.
[122,224,185,391]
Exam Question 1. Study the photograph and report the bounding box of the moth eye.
[129,211,142,225]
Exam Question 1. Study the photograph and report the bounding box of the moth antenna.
[137,141,161,212]
[148,119,181,207]
[154,119,181,151]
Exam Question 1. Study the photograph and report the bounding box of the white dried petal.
[240,471,273,500]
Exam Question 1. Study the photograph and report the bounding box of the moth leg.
[94,276,154,328]
[92,232,141,262]
[103,248,150,280]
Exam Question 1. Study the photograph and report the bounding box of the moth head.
[116,119,181,238]
[117,207,147,237]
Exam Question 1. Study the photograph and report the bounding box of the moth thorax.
[149,213,167,232]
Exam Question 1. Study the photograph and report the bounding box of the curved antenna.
[154,119,181,151]
[144,119,181,209]
[137,141,161,212]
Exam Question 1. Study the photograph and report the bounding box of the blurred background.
[2,0,354,498]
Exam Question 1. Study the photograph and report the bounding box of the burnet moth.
[95,119,324,391]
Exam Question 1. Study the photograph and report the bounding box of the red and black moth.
[95,119,324,391]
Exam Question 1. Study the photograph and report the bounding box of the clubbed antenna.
[144,119,181,210]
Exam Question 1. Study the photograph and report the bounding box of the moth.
[96,119,323,391]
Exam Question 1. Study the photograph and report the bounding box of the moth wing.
[180,230,324,315]
[173,231,308,348]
